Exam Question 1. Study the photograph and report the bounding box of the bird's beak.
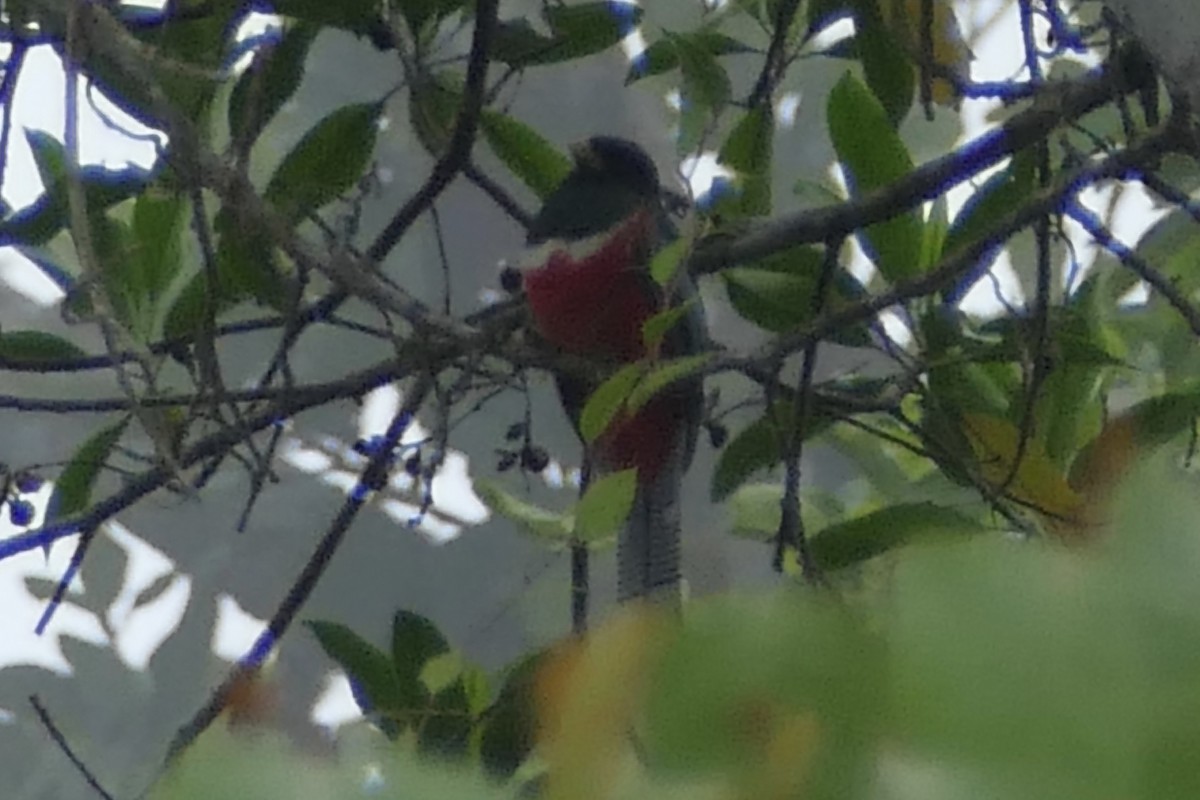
[569,139,601,170]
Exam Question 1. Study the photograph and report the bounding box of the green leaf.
[162,271,232,341]
[922,193,949,268]
[420,651,466,696]
[1100,388,1200,452]
[474,480,572,542]
[0,131,150,247]
[0,331,86,363]
[479,655,542,778]
[47,418,130,523]
[545,1,639,54]
[307,620,413,726]
[88,215,147,336]
[854,0,915,126]
[792,177,845,205]
[489,19,553,66]
[213,213,287,308]
[392,610,450,692]
[272,0,383,37]
[118,0,238,122]
[263,101,383,222]
[1037,294,1108,466]
[627,353,712,412]
[648,237,688,287]
[574,469,637,542]
[712,413,782,502]
[27,128,66,189]
[479,112,572,199]
[642,296,698,350]
[409,72,464,156]
[579,362,647,444]
[718,104,773,217]
[724,266,813,331]
[721,247,871,344]
[728,483,783,541]
[827,72,923,282]
[492,2,643,67]
[942,149,1036,265]
[419,679,473,758]
[711,404,833,501]
[399,0,468,39]
[722,247,821,332]
[228,21,319,154]
[129,188,186,339]
[626,30,755,84]
[1129,207,1200,308]
[729,483,847,541]
[674,31,732,114]
[810,501,979,570]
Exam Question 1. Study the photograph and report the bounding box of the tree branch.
[690,60,1144,274]
[366,0,499,264]
[163,373,433,765]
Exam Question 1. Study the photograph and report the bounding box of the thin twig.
[29,695,116,800]
[1066,200,1200,337]
[163,372,434,765]
[1000,135,1053,493]
[753,127,1179,366]
[366,0,499,265]
[690,60,1145,275]
[463,161,534,228]
[775,239,838,583]
[748,0,801,109]
[431,204,453,316]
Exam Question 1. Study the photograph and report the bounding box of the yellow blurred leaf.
[1059,414,1141,539]
[538,607,675,800]
[879,0,972,107]
[961,412,1084,523]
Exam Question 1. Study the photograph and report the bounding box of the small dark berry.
[521,445,549,473]
[14,471,42,494]
[505,422,527,441]
[707,422,728,449]
[499,266,523,294]
[496,450,518,472]
[166,341,193,367]
[404,454,422,477]
[8,499,34,527]
[353,435,389,458]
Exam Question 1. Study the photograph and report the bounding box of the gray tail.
[617,444,686,608]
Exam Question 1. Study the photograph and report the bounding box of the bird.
[520,136,703,615]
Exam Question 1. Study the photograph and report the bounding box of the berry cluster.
[352,435,425,476]
[495,422,548,474]
[2,467,43,528]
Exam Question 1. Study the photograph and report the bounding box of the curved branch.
[366,0,499,264]
[163,373,434,765]
[750,125,1180,365]
[691,60,1144,275]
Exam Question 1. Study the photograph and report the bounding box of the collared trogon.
[521,136,703,607]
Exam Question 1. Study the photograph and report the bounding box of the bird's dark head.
[569,136,660,198]
[527,136,664,244]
